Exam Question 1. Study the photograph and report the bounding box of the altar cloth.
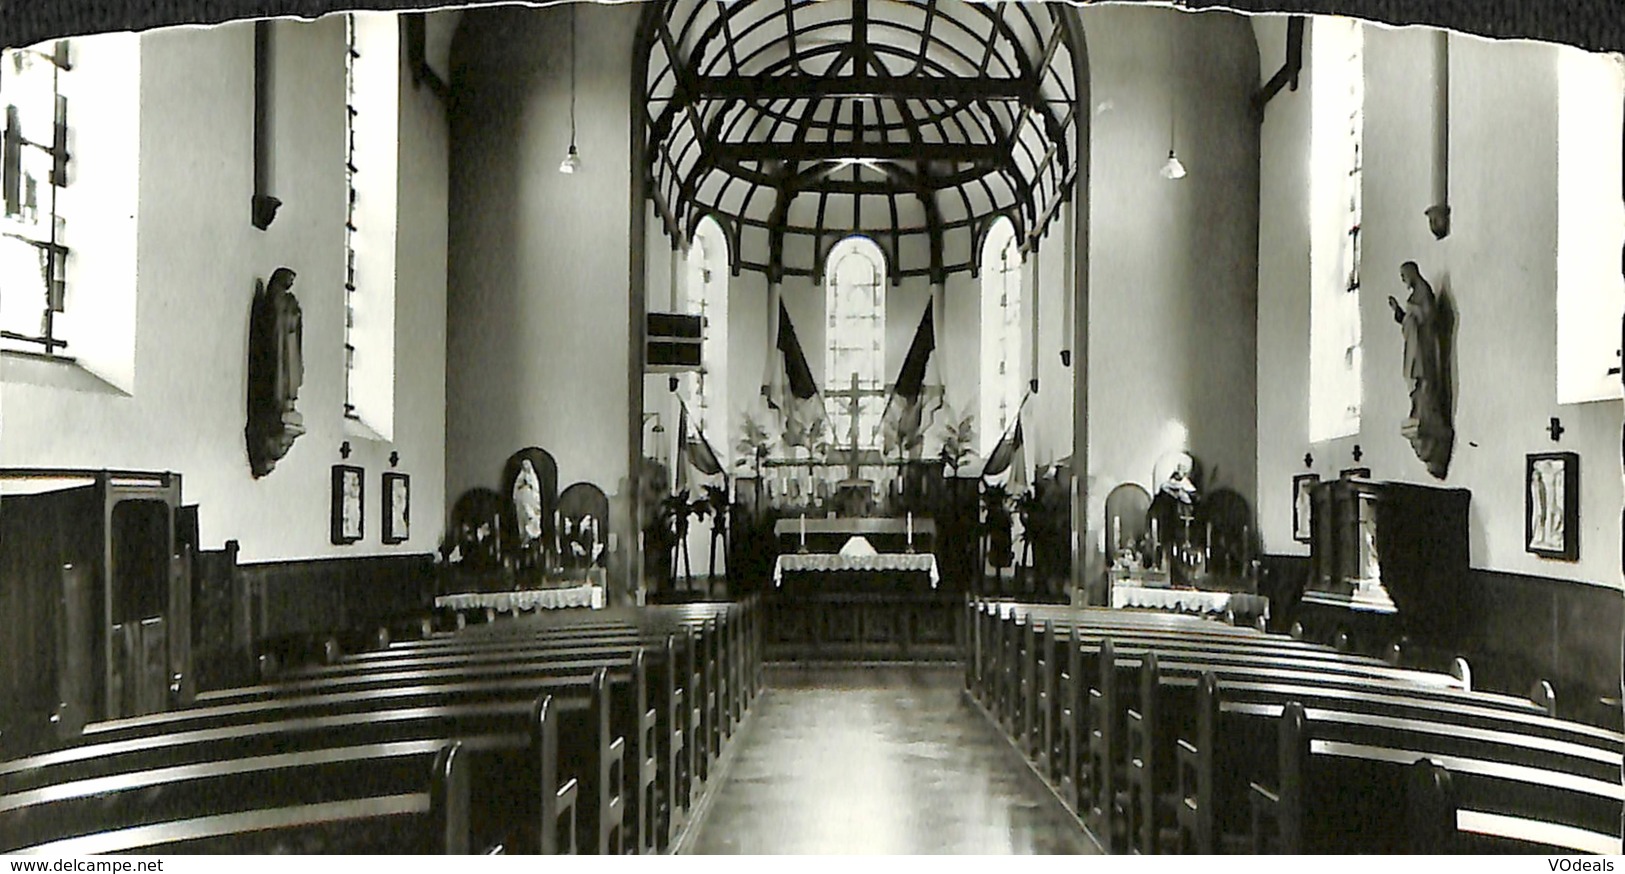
[1111,584,1268,619]
[435,583,604,612]
[772,552,940,588]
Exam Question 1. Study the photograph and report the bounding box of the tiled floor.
[687,664,1101,854]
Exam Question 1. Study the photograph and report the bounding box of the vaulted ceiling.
[642,0,1083,284]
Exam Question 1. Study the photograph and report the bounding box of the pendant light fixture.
[558,3,582,174]
[1160,16,1187,181]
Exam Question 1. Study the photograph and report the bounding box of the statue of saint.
[247,267,305,478]
[1388,262,1453,479]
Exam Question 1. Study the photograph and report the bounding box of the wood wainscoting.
[764,591,963,662]
[192,546,436,691]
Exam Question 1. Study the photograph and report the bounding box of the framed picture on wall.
[383,472,410,544]
[331,464,364,545]
[1292,473,1319,543]
[1526,452,1579,560]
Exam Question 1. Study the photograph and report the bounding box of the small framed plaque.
[383,472,410,544]
[331,464,364,545]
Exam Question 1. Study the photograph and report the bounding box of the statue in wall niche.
[1389,261,1454,479]
[245,267,305,478]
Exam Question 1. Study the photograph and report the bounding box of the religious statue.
[245,267,305,478]
[1145,451,1201,584]
[512,458,545,569]
[1388,261,1453,479]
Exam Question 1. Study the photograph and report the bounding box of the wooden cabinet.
[1301,478,1470,643]
[0,470,189,753]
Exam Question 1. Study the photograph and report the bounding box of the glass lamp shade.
[559,144,582,174]
[1160,150,1187,180]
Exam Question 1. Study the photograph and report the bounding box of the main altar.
[730,392,971,661]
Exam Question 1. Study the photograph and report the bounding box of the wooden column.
[1427,30,1451,238]
[1028,238,1040,396]
[627,5,653,606]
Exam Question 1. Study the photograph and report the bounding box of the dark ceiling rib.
[913,0,937,77]
[976,1,1003,77]
[646,0,1078,280]
[692,73,1031,102]
[714,141,1005,162]
[783,0,801,74]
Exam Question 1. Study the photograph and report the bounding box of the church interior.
[1,0,1623,856]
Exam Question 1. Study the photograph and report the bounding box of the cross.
[1304,452,1314,469]
[1352,444,1363,462]
[847,372,863,481]
[1548,417,1565,442]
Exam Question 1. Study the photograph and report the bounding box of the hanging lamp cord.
[569,3,578,149]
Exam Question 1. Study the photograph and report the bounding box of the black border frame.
[383,471,410,544]
[331,463,364,545]
[1526,451,1580,561]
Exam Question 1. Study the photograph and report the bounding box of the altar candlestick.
[1113,515,1121,551]
[1151,518,1160,569]
[1205,522,1213,568]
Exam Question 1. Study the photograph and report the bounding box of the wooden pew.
[967,604,1561,851]
[1250,702,1625,854]
[12,654,649,854]
[3,699,572,855]
[1125,661,1616,855]
[1112,655,1558,854]
[1171,673,1621,854]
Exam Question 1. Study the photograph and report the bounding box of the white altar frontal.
[773,552,940,588]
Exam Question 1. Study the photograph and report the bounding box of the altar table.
[1111,584,1269,620]
[772,552,940,588]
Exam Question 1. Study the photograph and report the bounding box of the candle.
[800,513,806,546]
[1205,522,1213,566]
[907,511,914,544]
[1113,515,1121,551]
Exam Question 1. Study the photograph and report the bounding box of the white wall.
[1256,22,1624,587]
[0,17,450,563]
[446,3,640,565]
[1081,6,1262,570]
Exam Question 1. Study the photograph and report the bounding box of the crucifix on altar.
[825,370,884,515]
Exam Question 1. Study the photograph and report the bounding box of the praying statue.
[512,458,545,569]
[246,267,305,478]
[1388,261,1453,479]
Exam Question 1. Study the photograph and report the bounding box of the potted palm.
[937,406,977,477]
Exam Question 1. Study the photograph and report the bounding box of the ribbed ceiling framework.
[644,0,1080,284]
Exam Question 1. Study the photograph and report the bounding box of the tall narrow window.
[685,216,730,458]
[343,14,400,440]
[1556,45,1625,404]
[0,42,70,356]
[979,217,1024,455]
[1308,17,1364,441]
[824,236,887,452]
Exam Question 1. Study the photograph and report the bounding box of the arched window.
[1556,43,1625,404]
[1307,16,1364,441]
[344,13,401,440]
[684,216,730,458]
[979,217,1024,455]
[824,236,887,451]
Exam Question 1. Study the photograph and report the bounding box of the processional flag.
[879,300,943,456]
[679,397,725,477]
[763,299,829,449]
[982,393,1030,478]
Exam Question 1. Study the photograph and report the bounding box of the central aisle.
[687,665,1101,854]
